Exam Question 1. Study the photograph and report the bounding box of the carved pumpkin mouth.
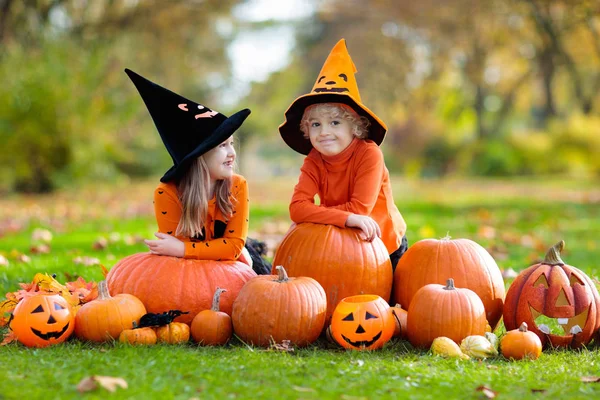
[31,322,70,340]
[313,88,349,93]
[528,305,588,336]
[341,331,382,348]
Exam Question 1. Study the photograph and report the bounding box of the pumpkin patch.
[393,237,505,329]
[106,253,256,325]
[272,223,392,323]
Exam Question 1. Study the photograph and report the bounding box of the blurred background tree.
[0,0,599,193]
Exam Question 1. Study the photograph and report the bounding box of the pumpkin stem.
[275,265,289,282]
[444,278,456,290]
[543,240,565,265]
[211,287,227,311]
[519,322,529,332]
[97,280,112,300]
[441,233,452,241]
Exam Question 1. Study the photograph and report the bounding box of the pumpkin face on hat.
[330,294,394,351]
[10,294,74,347]
[503,241,600,348]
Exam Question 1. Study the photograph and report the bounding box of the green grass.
[1,177,600,399]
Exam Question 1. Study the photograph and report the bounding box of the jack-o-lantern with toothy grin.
[503,241,600,348]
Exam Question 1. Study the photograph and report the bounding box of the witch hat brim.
[125,69,250,182]
[278,39,387,155]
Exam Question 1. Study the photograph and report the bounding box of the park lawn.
[0,177,599,399]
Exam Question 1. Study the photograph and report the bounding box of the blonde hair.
[300,103,370,139]
[176,155,234,238]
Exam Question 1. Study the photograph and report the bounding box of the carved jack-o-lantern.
[330,294,394,351]
[503,241,600,348]
[10,294,75,347]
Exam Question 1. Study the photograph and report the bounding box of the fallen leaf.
[268,339,294,352]
[1,331,17,346]
[476,385,497,399]
[581,376,600,383]
[77,376,128,393]
[30,244,51,254]
[486,365,498,370]
[531,388,547,393]
[352,359,365,367]
[92,237,108,250]
[31,228,53,243]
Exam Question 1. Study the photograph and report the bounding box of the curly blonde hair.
[300,103,370,139]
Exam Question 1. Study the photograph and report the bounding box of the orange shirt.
[153,174,249,260]
[290,138,406,254]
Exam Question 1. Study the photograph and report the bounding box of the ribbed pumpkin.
[106,253,256,325]
[503,241,600,348]
[119,326,157,345]
[191,288,232,346]
[390,304,408,339]
[75,281,147,342]
[407,278,487,348]
[155,322,190,344]
[232,266,327,347]
[393,237,505,329]
[272,223,392,323]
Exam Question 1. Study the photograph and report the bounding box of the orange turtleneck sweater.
[289,138,406,254]
[153,174,249,260]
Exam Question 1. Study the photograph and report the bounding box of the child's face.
[205,136,236,181]
[306,111,355,156]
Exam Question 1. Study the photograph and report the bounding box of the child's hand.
[345,214,381,242]
[144,232,185,257]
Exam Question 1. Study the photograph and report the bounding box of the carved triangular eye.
[365,311,378,320]
[54,303,65,311]
[533,274,549,288]
[569,274,583,286]
[31,305,44,313]
[342,313,354,321]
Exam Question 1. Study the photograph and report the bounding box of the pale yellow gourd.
[431,336,470,360]
[460,335,498,358]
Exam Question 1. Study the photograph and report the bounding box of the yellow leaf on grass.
[77,376,128,393]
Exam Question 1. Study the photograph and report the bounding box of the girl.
[125,69,270,274]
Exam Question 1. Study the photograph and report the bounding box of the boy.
[279,39,408,269]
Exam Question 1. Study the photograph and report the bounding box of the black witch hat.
[125,69,250,182]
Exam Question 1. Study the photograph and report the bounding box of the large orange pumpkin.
[232,266,327,347]
[406,278,487,348]
[503,241,600,348]
[272,223,392,323]
[106,253,256,325]
[10,294,75,348]
[393,237,505,329]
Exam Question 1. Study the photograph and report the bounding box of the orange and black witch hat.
[279,39,387,155]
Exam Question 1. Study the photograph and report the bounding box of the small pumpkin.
[273,223,392,323]
[10,294,74,348]
[393,237,505,330]
[107,253,256,325]
[501,322,542,360]
[119,325,157,345]
[155,322,190,344]
[191,288,232,346]
[330,294,395,351]
[390,304,408,339]
[407,278,487,348]
[232,265,327,347]
[74,280,147,342]
[503,240,600,348]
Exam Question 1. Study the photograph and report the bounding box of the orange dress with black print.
[153,174,249,261]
